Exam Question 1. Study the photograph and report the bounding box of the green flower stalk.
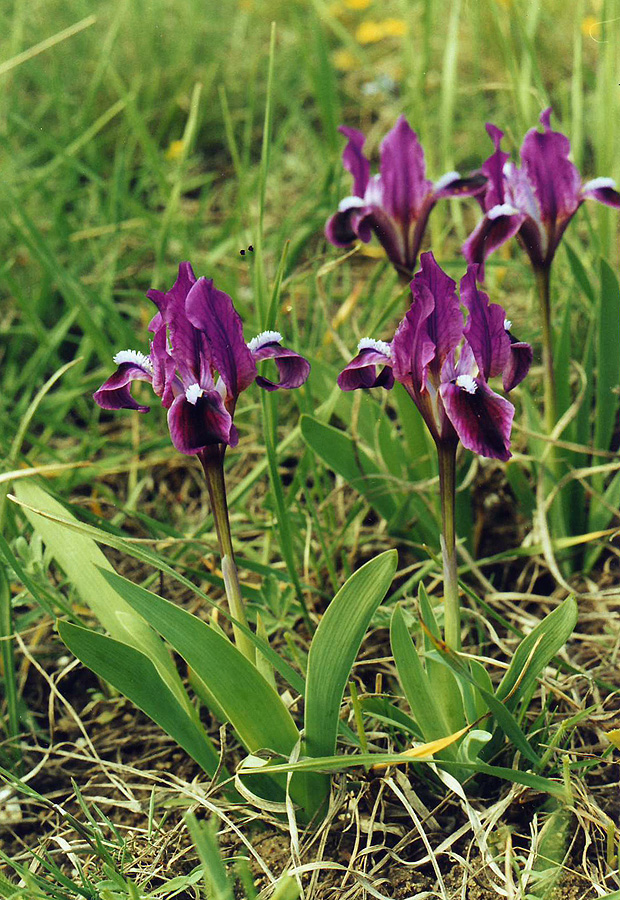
[94,262,310,661]
[337,253,532,650]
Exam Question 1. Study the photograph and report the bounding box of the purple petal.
[503,339,533,392]
[379,116,433,222]
[411,252,463,377]
[338,343,394,391]
[582,177,620,208]
[481,123,510,210]
[391,285,435,393]
[520,109,581,224]
[440,377,514,461]
[352,204,410,272]
[325,201,366,248]
[250,338,311,391]
[167,391,237,455]
[462,205,526,279]
[147,262,197,333]
[461,266,511,381]
[432,171,487,200]
[93,360,153,412]
[185,278,256,400]
[339,126,371,198]
[150,326,180,408]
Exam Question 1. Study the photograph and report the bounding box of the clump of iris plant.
[463,108,620,433]
[94,262,310,660]
[325,116,486,279]
[338,252,532,650]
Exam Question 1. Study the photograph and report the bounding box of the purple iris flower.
[325,116,486,277]
[463,108,620,277]
[94,263,310,455]
[337,252,532,461]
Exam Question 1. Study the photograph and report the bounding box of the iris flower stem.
[438,441,461,652]
[199,449,255,664]
[535,267,558,438]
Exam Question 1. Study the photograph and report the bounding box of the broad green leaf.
[58,622,221,777]
[14,481,193,715]
[496,596,578,707]
[389,605,455,750]
[300,415,398,522]
[304,550,397,759]
[418,584,466,732]
[594,259,620,455]
[99,570,300,758]
[11,489,304,695]
[393,383,434,482]
[422,641,541,766]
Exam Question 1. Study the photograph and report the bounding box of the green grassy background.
[2,1,620,896]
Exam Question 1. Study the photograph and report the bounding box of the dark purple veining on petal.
[94,361,153,413]
[338,345,394,391]
[440,377,514,461]
[252,341,312,391]
[461,265,511,381]
[168,391,237,455]
[186,277,257,401]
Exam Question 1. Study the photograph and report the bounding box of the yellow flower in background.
[355,20,384,43]
[380,18,407,37]
[355,18,407,43]
[581,14,601,39]
[333,48,357,71]
[165,139,186,161]
[344,0,371,8]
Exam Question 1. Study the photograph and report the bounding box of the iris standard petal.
[412,252,463,377]
[481,123,510,210]
[391,284,435,393]
[93,359,153,412]
[379,116,433,222]
[520,109,581,224]
[167,390,238,455]
[186,277,256,400]
[461,266,511,381]
[440,377,514,461]
[150,326,180,408]
[147,261,197,333]
[339,126,371,198]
